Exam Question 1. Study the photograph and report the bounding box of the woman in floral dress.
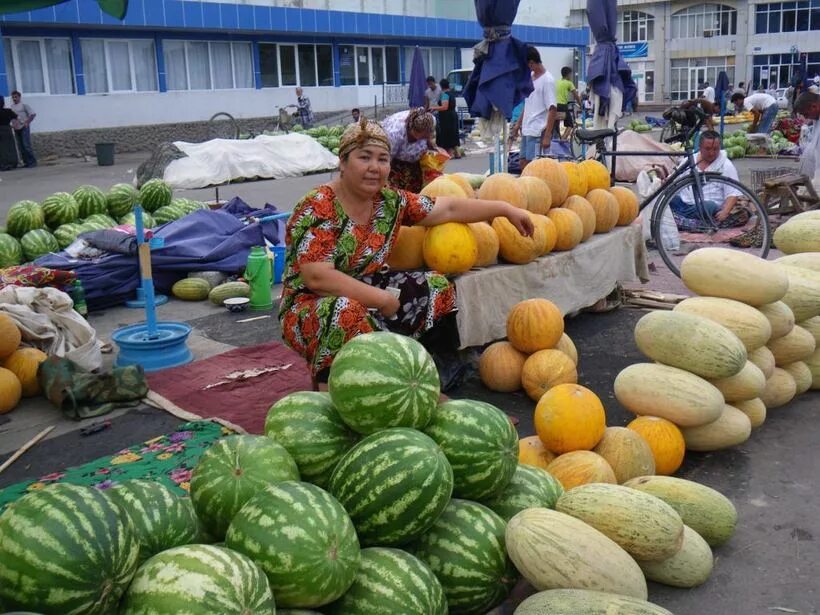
[279,118,533,384]
[381,107,437,192]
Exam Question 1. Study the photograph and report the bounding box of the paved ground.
[1,138,818,614]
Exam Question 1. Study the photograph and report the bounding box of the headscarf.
[405,107,435,137]
[338,117,390,159]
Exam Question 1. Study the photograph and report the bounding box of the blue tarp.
[408,47,428,108]
[462,0,533,120]
[586,0,636,116]
[35,199,283,311]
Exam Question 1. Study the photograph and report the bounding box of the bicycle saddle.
[575,128,617,142]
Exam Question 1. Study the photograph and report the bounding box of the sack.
[637,169,680,252]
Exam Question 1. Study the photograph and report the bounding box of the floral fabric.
[278,185,457,375]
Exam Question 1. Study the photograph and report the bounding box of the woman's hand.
[378,289,401,318]
[505,205,535,237]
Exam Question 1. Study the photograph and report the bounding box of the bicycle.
[574,108,771,277]
[207,112,240,140]
[553,101,585,159]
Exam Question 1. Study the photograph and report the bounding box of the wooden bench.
[759,173,820,215]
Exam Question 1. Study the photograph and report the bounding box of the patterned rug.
[0,420,234,514]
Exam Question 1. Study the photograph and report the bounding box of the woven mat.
[0,420,233,514]
[145,342,313,434]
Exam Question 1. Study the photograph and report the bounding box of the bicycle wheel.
[659,120,678,144]
[208,112,239,140]
[649,173,771,278]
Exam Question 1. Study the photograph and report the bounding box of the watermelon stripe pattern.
[225,480,360,608]
[190,435,300,539]
[107,183,139,218]
[54,223,84,249]
[328,427,453,546]
[119,544,274,614]
[6,200,45,238]
[41,192,80,229]
[411,499,518,615]
[482,463,564,522]
[423,399,518,501]
[138,179,173,213]
[264,391,359,488]
[328,332,440,434]
[0,483,139,615]
[0,233,23,267]
[324,547,447,615]
[73,185,108,218]
[120,211,156,228]
[107,479,200,564]
[20,228,59,262]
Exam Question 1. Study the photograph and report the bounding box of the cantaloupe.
[547,208,584,251]
[468,222,499,268]
[2,347,48,397]
[758,301,795,340]
[532,214,558,255]
[560,161,588,197]
[479,341,526,392]
[492,217,541,264]
[444,173,475,198]
[707,361,766,403]
[592,427,656,483]
[420,176,467,199]
[611,186,640,226]
[731,398,767,428]
[578,159,611,191]
[546,451,617,490]
[0,314,21,360]
[521,158,570,204]
[585,189,620,233]
[521,349,578,401]
[562,196,596,242]
[748,345,776,379]
[518,176,553,214]
[783,361,812,395]
[387,225,426,270]
[0,367,22,414]
[767,325,816,366]
[422,222,477,274]
[478,172,527,209]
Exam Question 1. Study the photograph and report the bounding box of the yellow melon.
[519,435,557,470]
[422,222,478,274]
[507,298,565,353]
[521,158,570,204]
[535,383,606,453]
[562,195,596,242]
[387,226,426,270]
[521,349,578,401]
[444,173,475,198]
[478,173,527,209]
[479,341,527,392]
[0,314,21,360]
[546,450,617,490]
[610,186,640,226]
[468,222,499,268]
[3,347,48,397]
[627,416,686,476]
[517,176,553,214]
[0,367,22,414]
[586,189,621,233]
[560,161,588,197]
[420,176,467,199]
[579,159,611,191]
[547,208,584,251]
[533,214,558,255]
[554,333,578,364]
[492,217,541,264]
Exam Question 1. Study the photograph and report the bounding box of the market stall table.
[454,223,649,348]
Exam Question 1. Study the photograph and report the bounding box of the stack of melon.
[479,298,579,399]
[0,313,48,415]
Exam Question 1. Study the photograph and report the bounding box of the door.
[689,67,706,100]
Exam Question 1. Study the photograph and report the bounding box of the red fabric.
[146,342,312,434]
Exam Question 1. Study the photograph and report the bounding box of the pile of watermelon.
[295,124,345,155]
[0,180,208,267]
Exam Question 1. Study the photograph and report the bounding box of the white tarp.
[163,134,339,189]
[454,225,649,348]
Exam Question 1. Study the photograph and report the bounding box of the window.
[402,46,456,83]
[619,10,654,42]
[385,47,400,83]
[755,1,820,33]
[3,37,75,95]
[670,56,735,100]
[298,44,317,87]
[671,4,737,38]
[357,46,371,85]
[163,40,253,91]
[81,38,157,94]
[317,45,333,86]
[752,52,820,88]
[260,43,279,88]
[340,45,356,86]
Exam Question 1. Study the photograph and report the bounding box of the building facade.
[569,0,820,104]
[0,0,586,134]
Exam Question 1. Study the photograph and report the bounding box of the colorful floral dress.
[279,185,456,376]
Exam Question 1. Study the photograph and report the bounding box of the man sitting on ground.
[669,130,743,223]
[731,91,778,133]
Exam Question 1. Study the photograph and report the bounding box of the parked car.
[447,68,475,127]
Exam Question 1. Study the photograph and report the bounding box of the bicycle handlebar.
[663,107,706,146]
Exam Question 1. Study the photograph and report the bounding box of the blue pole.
[134,206,159,338]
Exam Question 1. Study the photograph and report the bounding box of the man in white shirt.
[10,90,36,168]
[510,47,557,171]
[701,82,715,104]
[669,131,742,222]
[794,92,820,184]
[731,92,778,133]
[424,77,442,111]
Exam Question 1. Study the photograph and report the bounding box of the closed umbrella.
[0,0,127,18]
[408,47,428,108]
[586,0,636,128]
[463,0,533,173]
[715,70,730,139]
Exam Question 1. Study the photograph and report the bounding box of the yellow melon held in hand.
[492,217,541,264]
[506,298,565,353]
[535,383,607,453]
[422,222,478,274]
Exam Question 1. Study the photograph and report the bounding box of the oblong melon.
[758,301,795,340]
[773,218,820,254]
[634,311,747,379]
[748,345,776,379]
[800,316,820,344]
[731,398,767,428]
[783,361,812,395]
[767,325,816,366]
[777,265,820,321]
[788,210,820,223]
[680,405,752,452]
[515,589,673,615]
[707,361,766,402]
[674,296,771,351]
[775,252,820,273]
[680,247,789,306]
[592,427,655,484]
[637,525,714,588]
[614,363,724,427]
[806,348,820,390]
[760,367,797,409]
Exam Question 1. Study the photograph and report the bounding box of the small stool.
[760,173,820,215]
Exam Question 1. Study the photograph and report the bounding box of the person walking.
[10,91,36,168]
[424,77,442,111]
[294,87,314,128]
[510,47,557,171]
[429,79,461,159]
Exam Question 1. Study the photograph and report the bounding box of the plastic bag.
[637,169,680,252]
[419,149,450,187]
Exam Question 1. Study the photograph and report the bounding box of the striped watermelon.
[120,211,156,228]
[423,399,518,501]
[410,499,518,614]
[107,479,200,564]
[190,434,300,539]
[324,547,447,615]
[6,200,45,238]
[328,332,440,434]
[278,611,323,614]
[225,481,360,608]
[119,544,274,614]
[138,178,173,212]
[328,427,453,546]
[41,192,80,229]
[172,197,208,214]
[0,483,139,614]
[107,183,139,218]
[72,185,108,218]
[153,205,183,225]
[481,464,564,522]
[0,233,23,267]
[20,229,59,261]
[264,391,359,488]
[85,213,118,227]
[53,222,85,249]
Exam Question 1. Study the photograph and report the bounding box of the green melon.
[515,589,674,615]
[0,483,139,614]
[225,480,360,608]
[482,463,564,521]
[190,434,300,539]
[5,200,45,238]
[153,205,184,225]
[53,222,85,249]
[107,479,200,565]
[119,211,156,228]
[0,233,23,267]
[328,332,440,434]
[323,547,447,615]
[138,178,173,212]
[410,499,517,614]
[20,228,59,261]
[41,192,80,229]
[119,544,275,614]
[328,427,453,546]
[172,277,211,301]
[423,399,518,500]
[172,197,208,214]
[72,185,108,218]
[209,281,251,305]
[264,391,358,488]
[85,213,118,227]
[107,183,139,218]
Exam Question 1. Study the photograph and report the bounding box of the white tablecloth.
[454,224,649,348]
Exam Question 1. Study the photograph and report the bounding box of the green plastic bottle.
[245,246,273,311]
